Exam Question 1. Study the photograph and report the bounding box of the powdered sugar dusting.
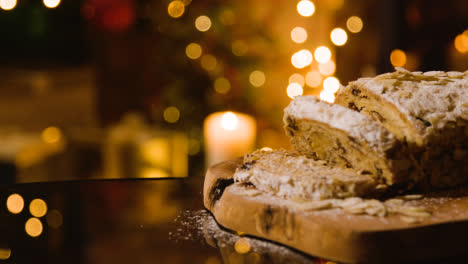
[170,209,319,263]
[284,95,396,152]
[351,68,468,142]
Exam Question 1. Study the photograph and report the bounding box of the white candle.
[204,111,256,167]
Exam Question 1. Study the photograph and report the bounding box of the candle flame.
[221,112,238,131]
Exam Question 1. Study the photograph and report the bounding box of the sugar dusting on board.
[170,210,320,263]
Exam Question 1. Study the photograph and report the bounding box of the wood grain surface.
[203,159,468,264]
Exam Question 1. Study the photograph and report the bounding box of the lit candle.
[204,111,256,167]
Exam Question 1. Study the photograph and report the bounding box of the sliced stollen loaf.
[335,68,468,187]
[233,149,384,200]
[283,95,418,186]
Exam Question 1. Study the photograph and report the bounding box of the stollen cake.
[283,95,419,187]
[335,68,468,187]
[233,149,384,200]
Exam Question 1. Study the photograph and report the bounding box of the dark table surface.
[1,170,467,264]
[0,170,333,264]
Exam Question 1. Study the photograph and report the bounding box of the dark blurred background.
[0,0,467,150]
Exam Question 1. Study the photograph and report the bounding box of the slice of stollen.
[284,95,418,186]
[234,149,385,200]
[335,68,468,187]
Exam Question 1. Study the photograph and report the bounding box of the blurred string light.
[323,76,340,93]
[305,71,322,87]
[41,126,62,144]
[287,83,303,99]
[330,28,347,46]
[25,218,43,237]
[318,60,336,76]
[221,112,238,131]
[0,248,11,260]
[0,0,16,10]
[314,46,331,64]
[43,0,60,8]
[7,194,24,214]
[346,16,363,33]
[234,238,251,254]
[195,15,212,32]
[390,49,407,67]
[289,73,305,87]
[320,90,335,103]
[291,27,308,43]
[249,70,266,87]
[167,0,185,18]
[163,106,180,123]
[185,43,202,59]
[29,199,47,218]
[214,77,231,94]
[291,49,313,69]
[201,54,217,71]
[297,0,315,17]
[454,30,468,53]
[232,40,248,56]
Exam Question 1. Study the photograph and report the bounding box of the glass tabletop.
[2,175,467,264]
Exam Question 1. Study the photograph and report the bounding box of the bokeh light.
[454,32,468,53]
[330,28,348,46]
[221,112,238,131]
[318,60,336,76]
[0,0,16,10]
[25,218,43,237]
[287,83,303,99]
[201,54,217,71]
[232,40,248,56]
[297,0,315,17]
[305,71,322,87]
[320,90,335,103]
[390,49,407,67]
[249,70,266,87]
[314,46,331,64]
[163,106,180,123]
[195,15,212,32]
[46,209,63,228]
[291,49,313,69]
[291,27,308,43]
[214,77,231,94]
[43,0,60,8]
[167,1,185,18]
[6,194,24,214]
[29,199,48,218]
[347,16,363,33]
[289,73,305,87]
[0,248,11,260]
[41,126,62,144]
[323,76,340,93]
[234,238,251,254]
[185,43,202,59]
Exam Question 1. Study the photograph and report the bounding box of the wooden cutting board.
[203,159,468,264]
